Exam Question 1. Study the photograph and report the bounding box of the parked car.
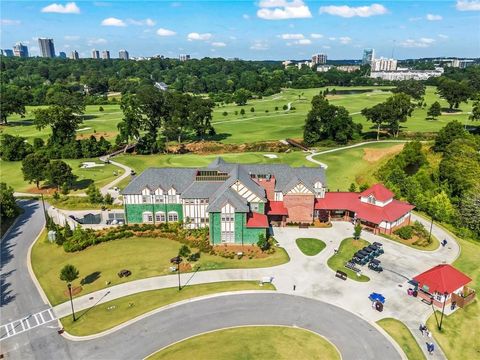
[118,269,132,278]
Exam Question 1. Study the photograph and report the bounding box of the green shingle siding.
[209,212,221,245]
[125,204,183,224]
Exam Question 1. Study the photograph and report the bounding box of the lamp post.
[430,295,440,329]
[67,283,76,321]
[171,256,182,291]
[428,216,434,243]
[439,291,448,330]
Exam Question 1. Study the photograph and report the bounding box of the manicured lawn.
[327,238,370,282]
[3,86,475,146]
[379,231,439,251]
[31,232,289,306]
[296,238,326,256]
[61,281,275,336]
[0,158,123,194]
[149,326,341,360]
[377,318,426,360]
[312,142,405,191]
[48,196,123,210]
[426,235,480,359]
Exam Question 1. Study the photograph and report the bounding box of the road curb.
[60,290,278,341]
[27,227,53,306]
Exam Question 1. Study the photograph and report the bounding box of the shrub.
[222,111,228,116]
[353,223,362,239]
[99,106,104,112]
[257,233,269,251]
[394,226,413,240]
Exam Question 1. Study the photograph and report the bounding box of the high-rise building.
[59,51,67,59]
[38,38,55,58]
[119,49,129,60]
[91,49,100,59]
[13,43,29,58]
[101,50,110,60]
[70,50,79,60]
[312,53,327,65]
[1,49,14,57]
[179,54,190,61]
[362,48,375,65]
[371,57,397,71]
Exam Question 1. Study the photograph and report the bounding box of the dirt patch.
[325,95,345,100]
[213,244,269,259]
[363,144,404,163]
[25,186,57,195]
[63,286,82,297]
[76,131,117,140]
[166,140,289,155]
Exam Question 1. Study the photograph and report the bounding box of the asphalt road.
[1,201,401,360]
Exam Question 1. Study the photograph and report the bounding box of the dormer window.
[368,195,376,204]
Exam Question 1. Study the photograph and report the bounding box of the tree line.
[376,122,480,241]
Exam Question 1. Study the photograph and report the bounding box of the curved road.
[1,201,402,360]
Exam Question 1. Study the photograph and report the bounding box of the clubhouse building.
[122,158,414,244]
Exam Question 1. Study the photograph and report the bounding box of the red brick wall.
[284,194,314,223]
[255,177,275,201]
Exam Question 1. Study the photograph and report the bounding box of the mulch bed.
[63,286,83,297]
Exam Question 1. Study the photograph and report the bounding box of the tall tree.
[361,102,389,140]
[59,264,79,322]
[0,84,31,124]
[45,160,76,190]
[383,93,415,137]
[436,78,472,110]
[433,120,466,152]
[233,88,251,106]
[427,101,442,120]
[0,182,19,219]
[117,94,141,144]
[45,87,85,114]
[0,134,33,161]
[392,80,426,100]
[469,99,480,121]
[33,106,83,146]
[22,152,50,189]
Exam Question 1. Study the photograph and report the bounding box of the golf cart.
[368,259,383,272]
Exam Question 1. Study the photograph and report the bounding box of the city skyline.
[1,1,479,60]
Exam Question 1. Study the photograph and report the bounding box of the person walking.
[419,323,425,336]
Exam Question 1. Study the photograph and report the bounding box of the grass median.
[377,318,426,360]
[296,238,326,256]
[61,281,275,336]
[327,238,370,282]
[148,326,340,360]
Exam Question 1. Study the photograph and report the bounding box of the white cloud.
[250,40,269,50]
[456,0,480,11]
[243,14,250,19]
[320,3,387,18]
[64,35,80,41]
[339,36,352,44]
[297,39,311,45]
[310,33,323,39]
[1,19,21,25]
[87,38,107,46]
[438,34,449,39]
[280,33,304,39]
[257,0,312,20]
[128,18,156,26]
[426,14,442,21]
[157,28,176,36]
[41,2,80,14]
[211,42,226,47]
[101,17,126,27]
[400,38,436,48]
[328,37,336,41]
[187,32,212,41]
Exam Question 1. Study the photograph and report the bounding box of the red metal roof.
[360,183,395,202]
[314,192,414,225]
[246,212,269,228]
[266,201,289,216]
[413,264,472,294]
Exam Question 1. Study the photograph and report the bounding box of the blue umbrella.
[369,292,386,304]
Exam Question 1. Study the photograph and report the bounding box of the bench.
[335,270,348,280]
[345,262,360,273]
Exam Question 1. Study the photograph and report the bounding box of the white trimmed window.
[142,212,153,223]
[155,212,166,222]
[168,211,178,222]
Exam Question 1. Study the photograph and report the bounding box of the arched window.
[168,211,178,222]
[142,212,153,223]
[155,211,166,222]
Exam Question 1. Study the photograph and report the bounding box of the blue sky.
[1,1,479,60]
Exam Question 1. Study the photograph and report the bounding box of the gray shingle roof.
[122,157,326,203]
[206,188,249,212]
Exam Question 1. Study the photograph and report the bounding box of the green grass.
[0,158,123,194]
[296,238,326,256]
[327,238,370,282]
[2,86,475,146]
[31,232,289,306]
[312,142,405,190]
[61,281,275,336]
[379,231,439,251]
[148,326,341,360]
[426,235,480,359]
[377,318,426,360]
[48,196,123,210]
